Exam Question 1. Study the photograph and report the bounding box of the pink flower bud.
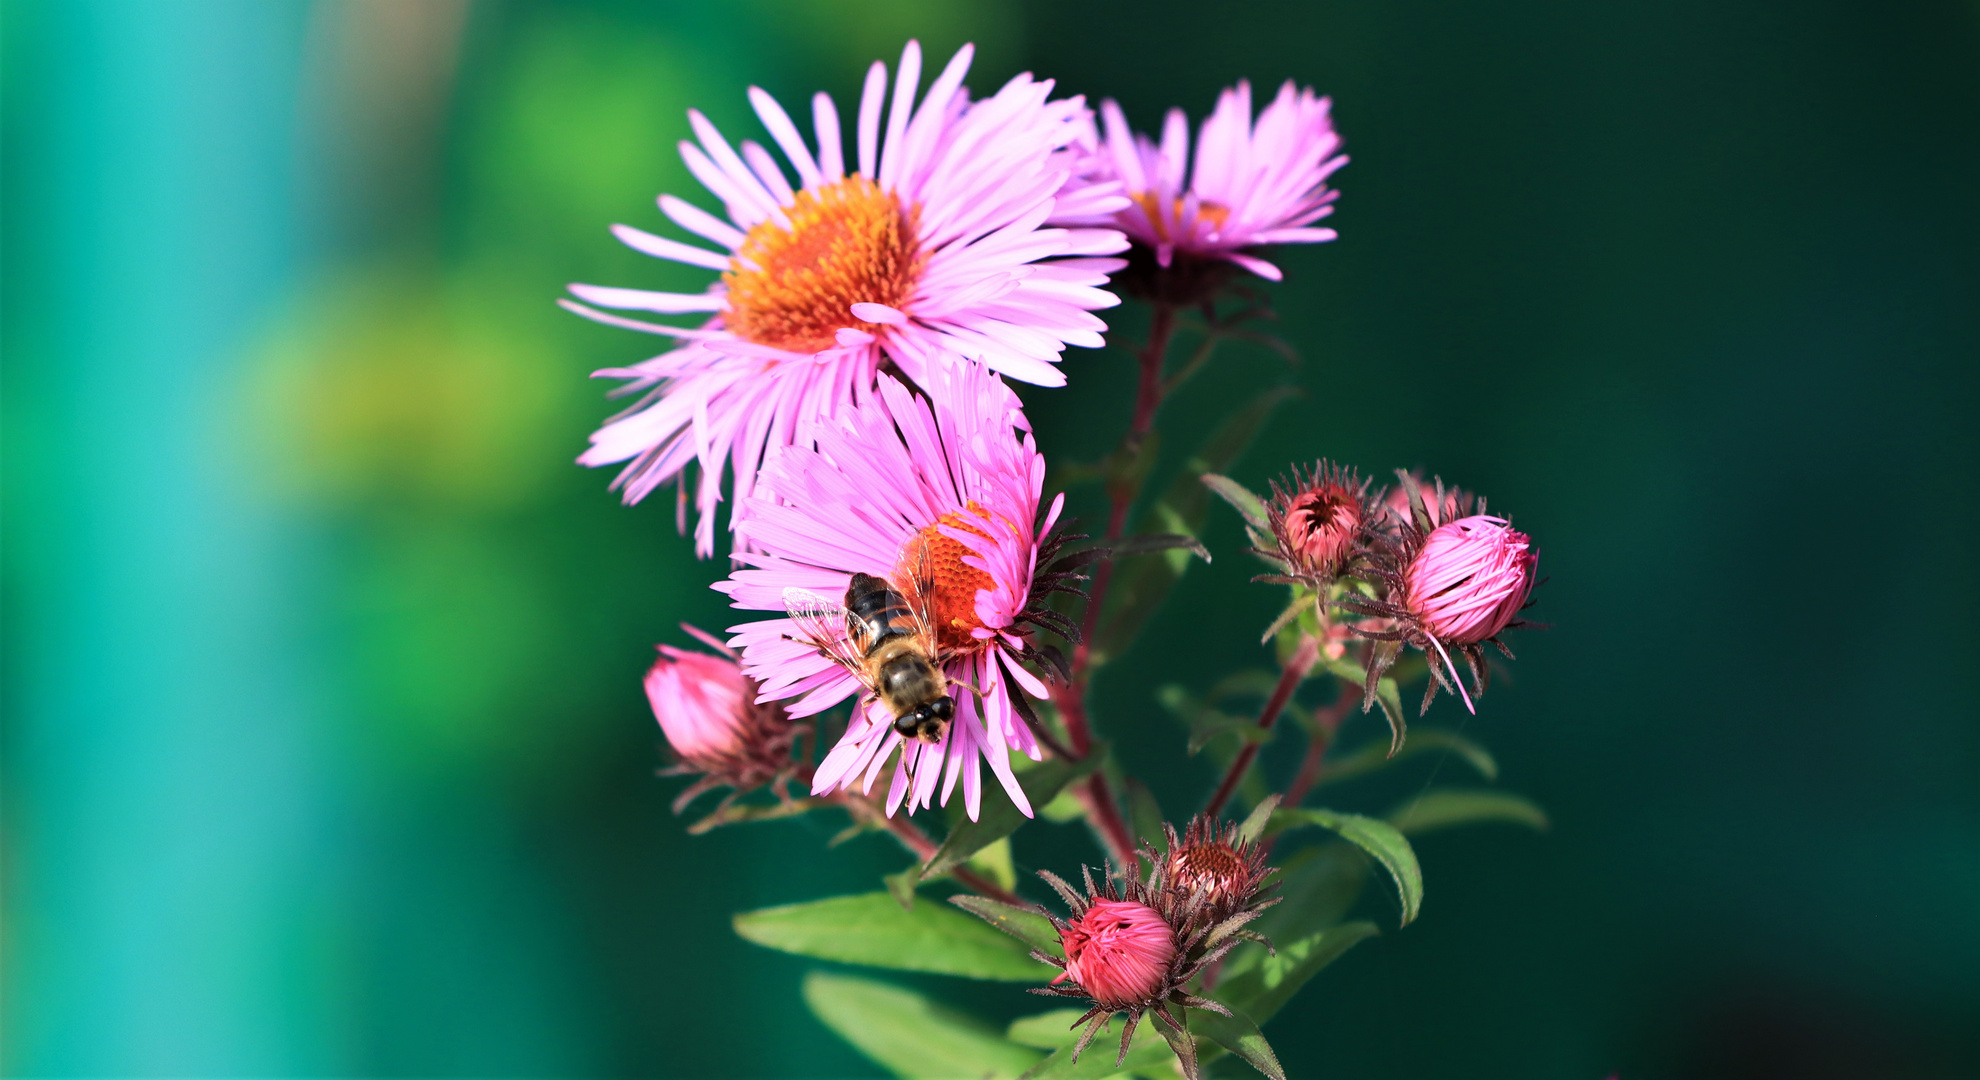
[1161,814,1272,924]
[644,625,799,811]
[1056,899,1176,1008]
[645,644,753,768]
[1403,515,1536,645]
[1266,460,1372,582]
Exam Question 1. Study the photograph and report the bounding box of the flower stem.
[1050,301,1179,867]
[1203,634,1321,819]
[1282,690,1357,810]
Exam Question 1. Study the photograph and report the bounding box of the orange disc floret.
[723,176,922,353]
[1131,191,1231,241]
[903,503,1001,653]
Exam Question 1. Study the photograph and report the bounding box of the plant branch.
[1203,634,1321,819]
[1048,301,1179,867]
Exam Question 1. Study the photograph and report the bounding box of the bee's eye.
[932,697,955,720]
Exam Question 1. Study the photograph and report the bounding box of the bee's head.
[893,696,955,744]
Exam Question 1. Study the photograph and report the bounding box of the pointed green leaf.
[1270,809,1423,927]
[1193,1008,1285,1080]
[804,971,1043,1080]
[884,868,920,910]
[1215,921,1381,1023]
[925,753,1102,878]
[1106,532,1211,563]
[949,895,1063,957]
[734,891,1052,980]
[1236,794,1281,844]
[1389,788,1549,835]
[1201,473,1270,530]
[1315,728,1500,788]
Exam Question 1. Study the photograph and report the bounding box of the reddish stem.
[1203,635,1322,819]
[1048,302,1178,868]
[1282,691,1357,811]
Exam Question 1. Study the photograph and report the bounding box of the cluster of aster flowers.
[574,39,1553,1080]
[598,41,1353,822]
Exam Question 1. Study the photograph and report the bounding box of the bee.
[782,541,958,754]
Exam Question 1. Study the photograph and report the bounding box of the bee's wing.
[896,535,945,656]
[782,587,876,688]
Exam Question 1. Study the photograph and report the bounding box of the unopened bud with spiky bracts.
[1027,820,1280,1079]
[646,624,804,815]
[1338,472,1542,718]
[1258,460,1380,588]
[1160,813,1275,925]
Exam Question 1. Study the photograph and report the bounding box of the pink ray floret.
[715,363,1060,821]
[1056,79,1346,280]
[565,40,1126,556]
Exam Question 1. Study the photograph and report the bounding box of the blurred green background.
[4,0,1976,1076]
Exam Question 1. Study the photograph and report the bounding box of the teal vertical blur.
[3,0,332,1072]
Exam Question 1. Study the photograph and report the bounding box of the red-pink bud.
[1404,515,1536,644]
[1266,461,1371,582]
[1056,899,1176,1008]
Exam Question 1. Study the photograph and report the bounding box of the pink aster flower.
[715,362,1070,821]
[645,624,802,813]
[564,40,1126,556]
[1339,473,1543,718]
[1057,80,1345,284]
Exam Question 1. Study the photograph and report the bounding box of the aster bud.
[1160,815,1273,925]
[1027,849,1277,1077]
[1337,472,1544,721]
[1264,461,1374,584]
[1404,516,1536,645]
[1057,900,1176,1008]
[646,624,800,813]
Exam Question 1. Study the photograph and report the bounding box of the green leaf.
[803,971,1043,1080]
[885,868,921,910]
[1193,1008,1284,1080]
[1200,473,1270,530]
[1223,843,1369,983]
[1011,1010,1176,1079]
[734,891,1052,980]
[1388,788,1549,835]
[1215,922,1381,1023]
[1316,728,1500,787]
[949,895,1063,957]
[968,836,1019,891]
[1236,794,1280,844]
[1270,809,1423,927]
[924,752,1102,878]
[1125,778,1166,850]
[1105,532,1212,563]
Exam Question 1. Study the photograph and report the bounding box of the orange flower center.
[900,504,1001,653]
[1131,191,1231,241]
[723,176,922,353]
